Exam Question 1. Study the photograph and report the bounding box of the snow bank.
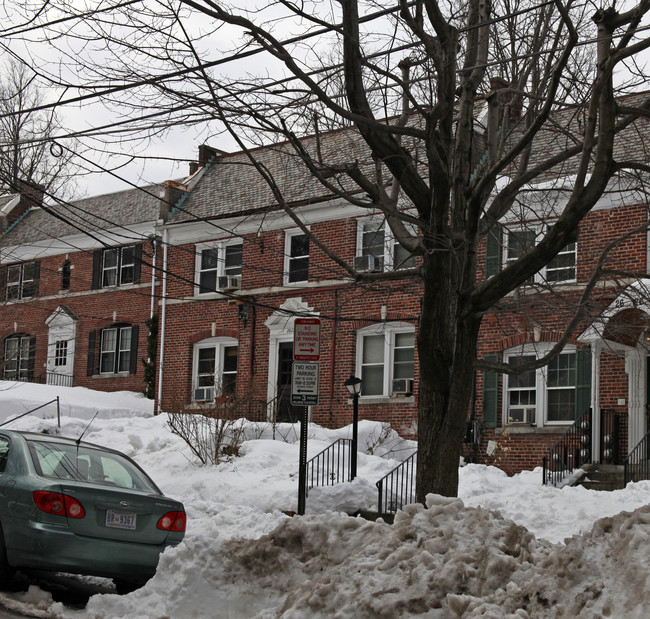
[0,381,648,618]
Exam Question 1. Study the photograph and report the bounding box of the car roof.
[0,429,114,452]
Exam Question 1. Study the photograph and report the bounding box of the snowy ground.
[0,381,649,618]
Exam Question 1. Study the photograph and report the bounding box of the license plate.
[106,509,136,530]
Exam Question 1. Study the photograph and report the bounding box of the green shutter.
[483,353,499,428]
[485,224,502,279]
[575,346,591,418]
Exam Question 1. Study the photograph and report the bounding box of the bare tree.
[0,58,76,199]
[8,0,650,498]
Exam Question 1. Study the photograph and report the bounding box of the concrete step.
[577,464,625,491]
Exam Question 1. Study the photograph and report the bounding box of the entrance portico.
[580,279,650,461]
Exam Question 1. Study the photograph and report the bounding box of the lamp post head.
[344,374,362,396]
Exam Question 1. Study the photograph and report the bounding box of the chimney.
[489,77,522,123]
[1,180,44,230]
[159,180,187,222]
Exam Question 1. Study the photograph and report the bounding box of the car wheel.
[113,578,146,595]
[0,525,15,585]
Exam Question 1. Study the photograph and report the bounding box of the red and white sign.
[294,318,321,361]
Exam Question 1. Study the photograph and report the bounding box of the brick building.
[0,183,170,394]
[3,97,650,477]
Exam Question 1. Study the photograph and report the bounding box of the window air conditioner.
[194,387,215,402]
[218,275,241,291]
[353,255,383,272]
[391,378,414,396]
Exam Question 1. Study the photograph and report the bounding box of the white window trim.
[99,325,132,375]
[356,215,417,271]
[503,225,577,284]
[102,246,135,288]
[194,238,243,296]
[191,337,238,401]
[283,228,310,285]
[355,321,415,398]
[503,343,577,427]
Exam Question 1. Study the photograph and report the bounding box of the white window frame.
[283,228,310,285]
[194,239,243,295]
[503,344,577,427]
[99,325,132,375]
[3,335,30,381]
[355,322,415,398]
[102,246,136,288]
[191,337,238,401]
[503,225,577,284]
[356,216,417,271]
[5,262,37,300]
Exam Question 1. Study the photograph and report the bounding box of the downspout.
[156,228,169,414]
[149,237,157,319]
[328,288,339,424]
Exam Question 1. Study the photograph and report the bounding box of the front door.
[276,342,304,422]
[46,308,76,387]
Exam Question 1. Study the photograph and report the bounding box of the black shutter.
[485,225,502,279]
[483,353,499,428]
[91,250,103,290]
[27,336,36,381]
[129,324,139,374]
[0,267,6,301]
[31,262,40,297]
[87,330,97,376]
[133,244,143,284]
[575,346,592,418]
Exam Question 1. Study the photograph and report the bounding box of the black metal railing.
[542,409,592,486]
[624,429,650,485]
[31,372,74,388]
[306,438,352,496]
[376,451,417,517]
[600,409,620,464]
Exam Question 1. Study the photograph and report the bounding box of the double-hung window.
[92,245,141,289]
[195,240,243,294]
[102,246,136,287]
[356,323,415,397]
[5,262,39,300]
[100,326,133,374]
[502,345,587,426]
[503,227,576,284]
[356,217,417,271]
[192,338,238,401]
[3,335,32,381]
[284,230,309,284]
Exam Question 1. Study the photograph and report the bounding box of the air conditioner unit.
[194,387,215,402]
[391,378,414,396]
[218,275,241,291]
[354,254,383,272]
[508,407,536,424]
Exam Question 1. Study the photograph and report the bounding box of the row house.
[3,96,650,478]
[0,181,171,394]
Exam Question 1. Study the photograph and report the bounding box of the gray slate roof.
[0,184,163,247]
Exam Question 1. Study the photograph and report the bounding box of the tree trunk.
[416,256,481,500]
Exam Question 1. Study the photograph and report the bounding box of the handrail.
[305,438,352,496]
[624,428,650,485]
[542,409,592,486]
[376,451,417,517]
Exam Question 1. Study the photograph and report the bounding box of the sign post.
[295,318,320,515]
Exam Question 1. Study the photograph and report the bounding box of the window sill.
[92,372,131,380]
[355,396,415,405]
[497,424,573,435]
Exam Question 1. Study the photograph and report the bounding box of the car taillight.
[33,491,85,519]
[157,511,186,532]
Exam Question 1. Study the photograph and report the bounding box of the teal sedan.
[0,430,185,593]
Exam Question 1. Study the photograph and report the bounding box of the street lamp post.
[344,375,362,480]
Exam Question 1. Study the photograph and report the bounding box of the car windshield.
[27,439,159,493]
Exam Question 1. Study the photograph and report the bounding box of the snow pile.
[0,382,648,618]
[0,381,152,422]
